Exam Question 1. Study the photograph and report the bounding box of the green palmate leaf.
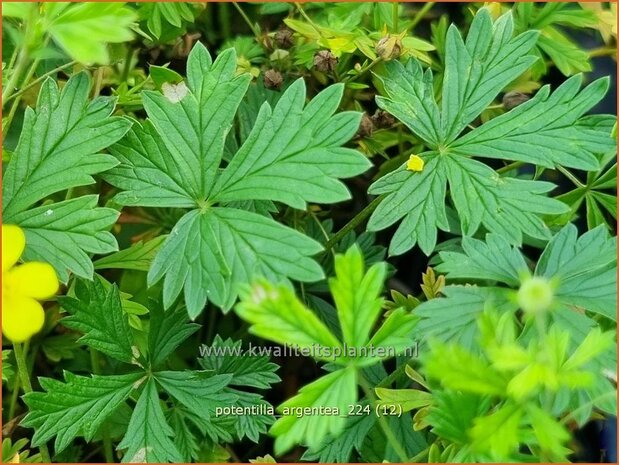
[199,336,280,389]
[536,224,617,320]
[414,286,516,350]
[22,372,144,453]
[153,371,235,419]
[9,196,120,282]
[440,9,538,144]
[118,378,182,463]
[211,79,369,208]
[426,391,491,444]
[2,73,131,281]
[469,403,522,459]
[148,305,200,367]
[369,9,581,256]
[42,3,137,64]
[426,225,617,352]
[451,75,615,170]
[270,366,357,455]
[301,407,377,462]
[60,277,135,364]
[368,154,448,256]
[437,234,528,287]
[105,42,369,316]
[329,246,387,347]
[94,236,165,271]
[148,208,324,317]
[236,280,342,357]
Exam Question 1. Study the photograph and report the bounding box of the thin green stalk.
[218,3,232,40]
[357,372,409,462]
[3,57,40,138]
[295,3,323,38]
[409,2,435,31]
[344,58,381,83]
[324,194,386,252]
[392,2,399,32]
[90,349,114,463]
[2,50,29,104]
[4,61,78,104]
[497,161,525,174]
[232,2,261,41]
[13,343,52,463]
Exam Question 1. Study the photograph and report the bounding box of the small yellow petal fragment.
[2,225,25,272]
[6,262,59,299]
[406,154,425,172]
[1,295,45,343]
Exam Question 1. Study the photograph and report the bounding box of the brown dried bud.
[376,35,402,61]
[502,91,530,110]
[264,69,283,90]
[313,50,338,73]
[371,110,396,129]
[357,113,375,138]
[275,28,294,49]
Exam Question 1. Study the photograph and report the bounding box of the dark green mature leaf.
[440,9,538,144]
[369,9,580,256]
[10,195,120,282]
[148,305,199,367]
[60,277,135,364]
[153,371,235,418]
[199,336,280,389]
[302,407,376,462]
[368,154,448,255]
[212,80,369,208]
[536,224,617,320]
[22,372,144,453]
[105,42,369,316]
[148,208,324,317]
[437,234,528,287]
[94,236,166,271]
[2,73,130,280]
[451,75,615,170]
[118,379,182,463]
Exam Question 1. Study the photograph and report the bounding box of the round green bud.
[517,276,554,315]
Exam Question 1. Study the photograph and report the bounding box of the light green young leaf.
[22,372,143,453]
[329,246,387,347]
[94,236,166,271]
[2,73,130,280]
[105,43,369,316]
[270,366,357,455]
[469,403,522,459]
[118,378,182,463]
[235,280,342,357]
[367,308,418,362]
[451,75,615,170]
[43,3,137,64]
[60,277,134,364]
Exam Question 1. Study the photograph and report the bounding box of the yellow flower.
[2,225,58,343]
[406,154,425,172]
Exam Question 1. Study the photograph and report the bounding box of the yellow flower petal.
[2,294,45,343]
[406,154,425,172]
[2,225,25,272]
[5,262,59,299]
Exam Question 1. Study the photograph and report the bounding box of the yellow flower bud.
[517,276,554,316]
